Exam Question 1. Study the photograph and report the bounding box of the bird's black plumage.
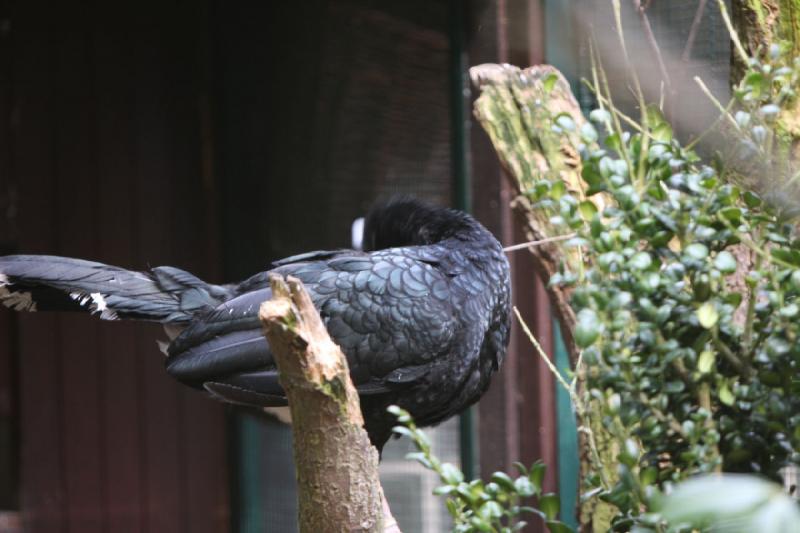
[0,198,511,450]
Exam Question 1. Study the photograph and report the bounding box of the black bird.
[0,198,511,451]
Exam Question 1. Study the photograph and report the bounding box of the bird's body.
[0,198,511,450]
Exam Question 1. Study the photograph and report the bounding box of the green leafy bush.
[525,31,800,532]
[389,405,574,533]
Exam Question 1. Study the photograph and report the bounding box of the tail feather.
[0,255,229,323]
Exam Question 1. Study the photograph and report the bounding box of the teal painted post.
[234,414,266,533]
[553,319,579,528]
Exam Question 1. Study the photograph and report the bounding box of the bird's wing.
[270,249,347,267]
[0,254,231,321]
[165,249,458,404]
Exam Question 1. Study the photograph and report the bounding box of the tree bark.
[470,64,617,532]
[259,274,399,533]
[732,0,800,170]
[731,0,800,83]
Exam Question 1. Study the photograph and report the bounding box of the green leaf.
[743,191,762,207]
[719,206,742,223]
[574,308,602,348]
[491,472,516,492]
[771,248,800,266]
[628,251,652,270]
[744,71,767,97]
[605,133,621,151]
[433,484,455,495]
[555,114,576,132]
[697,350,715,373]
[446,498,460,517]
[514,476,536,497]
[589,108,611,124]
[652,122,673,143]
[646,104,668,126]
[550,180,567,200]
[719,382,735,406]
[714,251,737,273]
[441,462,464,485]
[479,500,503,519]
[658,474,800,530]
[578,200,598,219]
[529,462,546,494]
[697,302,719,329]
[392,426,414,438]
[619,438,639,467]
[640,466,658,486]
[405,452,433,469]
[684,243,709,260]
[546,521,576,533]
[580,122,598,143]
[539,493,560,520]
[543,72,559,93]
[469,516,493,532]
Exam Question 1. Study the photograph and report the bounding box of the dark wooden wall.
[468,0,561,512]
[0,1,229,532]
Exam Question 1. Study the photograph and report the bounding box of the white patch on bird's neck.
[0,273,8,285]
[351,217,365,250]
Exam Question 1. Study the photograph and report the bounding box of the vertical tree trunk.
[732,0,800,162]
[259,274,395,532]
[731,0,800,81]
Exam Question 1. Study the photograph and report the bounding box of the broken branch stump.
[258,273,399,533]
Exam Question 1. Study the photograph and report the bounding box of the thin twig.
[613,0,648,187]
[632,0,673,92]
[685,95,735,150]
[514,307,574,395]
[581,79,646,133]
[514,306,612,491]
[503,233,577,253]
[694,76,740,131]
[682,0,709,61]
[716,0,749,63]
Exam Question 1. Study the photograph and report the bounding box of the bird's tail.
[0,255,230,323]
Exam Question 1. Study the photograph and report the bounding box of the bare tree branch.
[632,0,673,92]
[259,274,400,532]
[682,0,709,61]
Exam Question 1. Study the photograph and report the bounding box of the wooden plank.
[0,0,18,511]
[167,5,230,532]
[50,2,105,530]
[132,10,184,531]
[92,4,143,531]
[13,1,66,530]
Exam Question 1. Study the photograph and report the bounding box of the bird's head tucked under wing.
[362,196,478,251]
